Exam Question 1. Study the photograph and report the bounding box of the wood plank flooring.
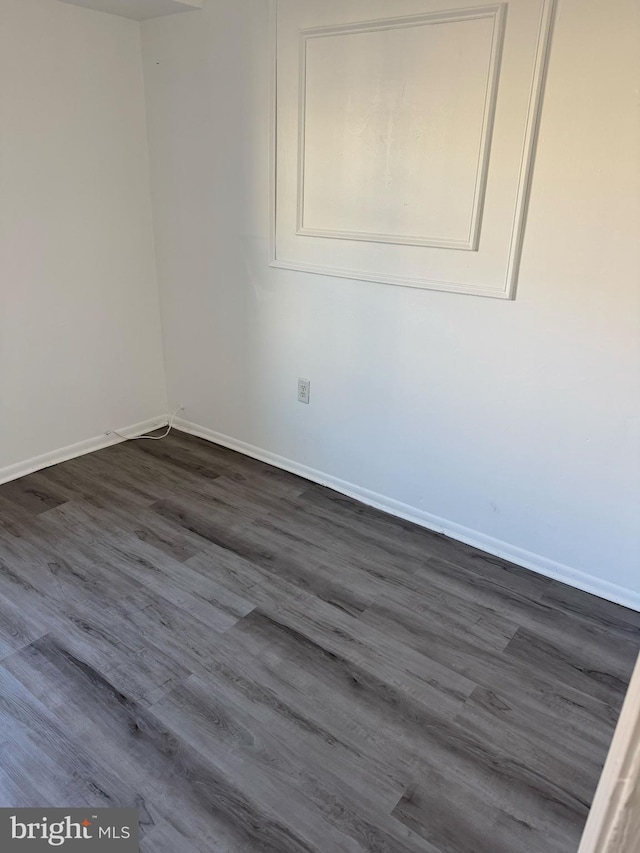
[0,430,637,852]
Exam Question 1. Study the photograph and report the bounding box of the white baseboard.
[174,417,640,613]
[0,415,168,486]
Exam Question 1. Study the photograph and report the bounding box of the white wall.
[141,0,640,606]
[0,0,168,476]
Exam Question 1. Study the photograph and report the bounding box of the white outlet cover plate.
[298,379,310,403]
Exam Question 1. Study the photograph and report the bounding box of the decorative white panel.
[299,9,504,250]
[271,0,556,299]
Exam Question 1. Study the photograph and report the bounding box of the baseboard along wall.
[0,415,168,486]
[1,412,637,613]
[173,417,640,614]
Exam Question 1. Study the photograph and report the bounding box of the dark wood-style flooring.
[0,430,638,853]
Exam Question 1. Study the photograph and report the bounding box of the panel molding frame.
[269,0,557,299]
[295,5,507,251]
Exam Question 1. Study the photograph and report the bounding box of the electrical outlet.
[298,378,310,404]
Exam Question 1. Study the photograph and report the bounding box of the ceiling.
[56,0,203,20]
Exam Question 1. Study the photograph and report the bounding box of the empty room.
[0,0,639,851]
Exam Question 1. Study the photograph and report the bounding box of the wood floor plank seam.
[0,432,637,852]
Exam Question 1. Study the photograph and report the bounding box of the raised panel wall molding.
[271,0,556,299]
[296,6,506,251]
